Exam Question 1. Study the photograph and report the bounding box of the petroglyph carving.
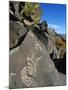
[34,41,42,52]
[21,58,36,86]
[36,56,43,61]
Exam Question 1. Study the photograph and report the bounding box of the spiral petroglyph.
[21,58,36,86]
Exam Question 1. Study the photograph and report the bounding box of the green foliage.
[21,2,42,24]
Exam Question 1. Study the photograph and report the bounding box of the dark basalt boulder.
[9,1,34,26]
[10,21,28,49]
[9,1,66,89]
[10,13,20,21]
[9,2,15,14]
[18,2,25,13]
[40,21,48,30]
[9,31,66,88]
[33,26,48,48]
[53,52,66,74]
[31,21,49,48]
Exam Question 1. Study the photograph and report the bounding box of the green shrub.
[21,2,42,24]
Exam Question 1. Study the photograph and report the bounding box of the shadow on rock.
[52,52,66,74]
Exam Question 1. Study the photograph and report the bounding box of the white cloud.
[48,24,63,34]
[48,24,61,29]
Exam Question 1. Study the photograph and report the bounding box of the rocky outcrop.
[10,21,28,49]
[9,31,66,88]
[9,1,66,89]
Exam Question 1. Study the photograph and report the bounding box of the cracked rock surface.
[9,1,66,89]
[9,30,66,88]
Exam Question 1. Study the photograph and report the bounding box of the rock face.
[9,1,66,89]
[10,21,28,49]
[9,31,66,88]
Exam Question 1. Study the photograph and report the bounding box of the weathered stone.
[23,19,34,26]
[53,52,66,74]
[9,31,66,88]
[9,1,66,89]
[10,21,27,49]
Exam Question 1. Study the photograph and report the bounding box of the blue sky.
[40,3,66,34]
